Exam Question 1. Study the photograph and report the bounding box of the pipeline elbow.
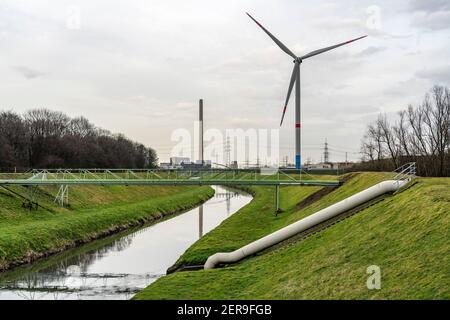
[204,252,225,270]
[204,250,244,270]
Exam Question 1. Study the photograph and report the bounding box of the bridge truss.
[0,168,341,211]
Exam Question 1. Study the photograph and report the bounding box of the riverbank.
[166,182,326,272]
[0,186,251,299]
[0,179,214,271]
[165,172,385,271]
[135,173,449,299]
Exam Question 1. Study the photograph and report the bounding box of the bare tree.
[0,108,158,170]
[377,114,400,168]
[358,85,450,177]
[394,110,411,158]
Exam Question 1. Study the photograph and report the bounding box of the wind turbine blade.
[300,35,367,60]
[246,12,297,60]
[280,63,298,126]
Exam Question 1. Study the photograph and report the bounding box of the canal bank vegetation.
[168,172,387,271]
[0,180,214,271]
[167,184,323,271]
[135,173,449,299]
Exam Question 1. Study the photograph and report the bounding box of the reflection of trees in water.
[214,191,240,199]
[5,272,69,300]
[2,232,137,293]
[4,270,139,300]
[1,218,156,299]
[198,205,203,239]
[48,234,135,275]
[1,187,249,300]
[13,273,38,300]
[7,270,66,292]
[214,191,239,215]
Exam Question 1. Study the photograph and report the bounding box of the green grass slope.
[0,180,214,270]
[168,184,323,269]
[135,175,449,299]
[170,172,389,269]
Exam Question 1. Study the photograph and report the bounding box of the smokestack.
[324,138,329,164]
[199,99,204,164]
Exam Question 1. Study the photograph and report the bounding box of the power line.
[324,138,329,163]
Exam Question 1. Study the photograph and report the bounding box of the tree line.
[358,85,450,177]
[0,109,158,171]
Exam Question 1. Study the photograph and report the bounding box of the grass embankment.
[135,173,449,299]
[167,183,325,270]
[168,172,385,270]
[0,174,214,270]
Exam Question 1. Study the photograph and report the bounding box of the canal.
[0,186,252,300]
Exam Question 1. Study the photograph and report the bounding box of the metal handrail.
[1,168,341,187]
[393,162,416,181]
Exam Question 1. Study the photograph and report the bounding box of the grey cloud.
[355,46,386,58]
[305,99,380,118]
[383,77,427,97]
[408,0,450,13]
[416,65,450,84]
[12,66,45,79]
[407,0,450,31]
[411,10,450,31]
[313,17,409,39]
[313,17,364,31]
[1,0,449,163]
[365,28,412,39]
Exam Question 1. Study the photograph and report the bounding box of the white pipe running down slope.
[204,179,408,270]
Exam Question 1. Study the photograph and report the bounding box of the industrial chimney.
[324,138,329,164]
[199,99,204,165]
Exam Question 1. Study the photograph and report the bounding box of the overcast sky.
[1,0,449,164]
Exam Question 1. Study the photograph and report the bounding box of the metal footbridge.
[0,168,340,187]
[0,168,340,209]
[0,164,416,212]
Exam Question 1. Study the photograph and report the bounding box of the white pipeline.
[204,179,408,269]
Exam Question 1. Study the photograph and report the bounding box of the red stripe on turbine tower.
[295,123,301,128]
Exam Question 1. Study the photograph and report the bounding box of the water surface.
[0,186,252,300]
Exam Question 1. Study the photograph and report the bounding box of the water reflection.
[199,205,203,238]
[0,186,252,300]
[216,190,242,216]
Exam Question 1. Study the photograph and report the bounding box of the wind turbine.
[246,13,367,169]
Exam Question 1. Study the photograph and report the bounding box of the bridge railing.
[20,168,338,183]
[392,162,416,181]
[0,168,340,209]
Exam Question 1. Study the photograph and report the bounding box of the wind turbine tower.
[199,99,204,165]
[246,13,366,169]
